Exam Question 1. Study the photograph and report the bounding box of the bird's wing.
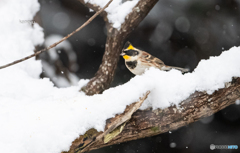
[140,51,189,73]
[141,51,165,68]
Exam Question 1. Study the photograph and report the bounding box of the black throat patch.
[126,60,137,69]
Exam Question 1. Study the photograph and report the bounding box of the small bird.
[120,42,189,75]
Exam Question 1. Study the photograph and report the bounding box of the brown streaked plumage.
[120,42,189,75]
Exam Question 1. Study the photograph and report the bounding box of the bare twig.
[0,0,113,70]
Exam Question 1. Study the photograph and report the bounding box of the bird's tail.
[164,66,189,73]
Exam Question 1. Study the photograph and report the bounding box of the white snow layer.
[84,0,139,29]
[1,1,240,153]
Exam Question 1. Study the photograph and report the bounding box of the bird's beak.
[120,52,125,56]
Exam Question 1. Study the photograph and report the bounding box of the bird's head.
[120,41,140,61]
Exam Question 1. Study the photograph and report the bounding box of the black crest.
[123,41,132,50]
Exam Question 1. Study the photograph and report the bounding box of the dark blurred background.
[38,0,240,152]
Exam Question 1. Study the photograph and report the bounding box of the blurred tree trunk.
[79,0,158,95]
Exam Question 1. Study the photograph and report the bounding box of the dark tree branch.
[79,0,159,95]
[66,78,240,153]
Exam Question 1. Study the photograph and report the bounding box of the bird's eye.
[134,51,138,55]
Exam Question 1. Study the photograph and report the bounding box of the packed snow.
[84,0,139,29]
[1,1,240,153]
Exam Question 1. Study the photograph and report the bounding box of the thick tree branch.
[66,78,240,153]
[79,0,158,95]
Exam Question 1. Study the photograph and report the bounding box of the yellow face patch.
[127,44,134,50]
[123,55,131,60]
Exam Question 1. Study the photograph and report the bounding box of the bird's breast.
[126,60,151,75]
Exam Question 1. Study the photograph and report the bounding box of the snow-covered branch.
[67,78,240,153]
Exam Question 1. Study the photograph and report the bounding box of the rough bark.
[79,0,159,95]
[69,91,150,153]
[66,78,240,153]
